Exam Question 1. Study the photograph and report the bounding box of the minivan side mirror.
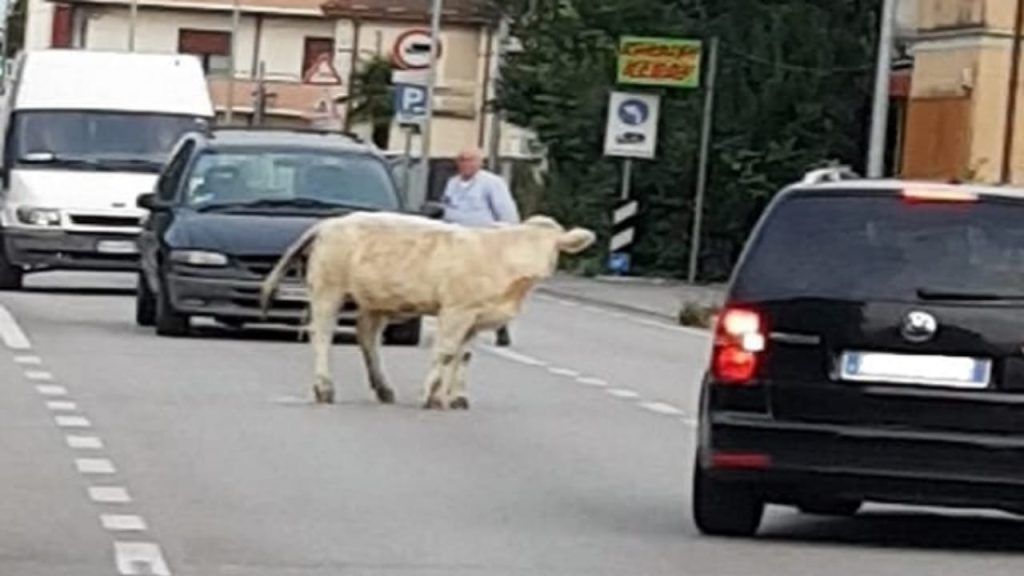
[137,193,162,211]
[420,201,445,220]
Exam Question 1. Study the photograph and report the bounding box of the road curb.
[534,285,679,322]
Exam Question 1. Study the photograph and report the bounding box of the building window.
[178,29,232,75]
[302,37,335,78]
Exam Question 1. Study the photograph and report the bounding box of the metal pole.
[866,0,897,178]
[402,126,414,204]
[225,0,240,124]
[486,15,508,172]
[1002,0,1024,183]
[619,158,632,201]
[128,0,138,51]
[688,36,719,285]
[343,19,361,131]
[418,0,443,206]
[253,61,266,126]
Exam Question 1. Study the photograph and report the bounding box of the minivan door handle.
[769,331,822,346]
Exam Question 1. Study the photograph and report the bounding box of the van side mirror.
[420,201,445,220]
[137,193,162,211]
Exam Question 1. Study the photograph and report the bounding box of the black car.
[694,168,1024,536]
[134,128,440,343]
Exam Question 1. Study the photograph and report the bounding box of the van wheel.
[797,497,862,517]
[692,461,764,537]
[155,281,190,337]
[384,318,422,346]
[0,248,24,290]
[135,273,156,327]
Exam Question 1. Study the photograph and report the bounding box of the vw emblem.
[902,310,938,343]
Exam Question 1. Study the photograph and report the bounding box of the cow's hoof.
[376,387,396,405]
[314,387,335,404]
[450,397,470,410]
[423,397,445,410]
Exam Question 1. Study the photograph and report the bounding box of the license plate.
[840,351,991,389]
[276,285,308,302]
[95,240,138,255]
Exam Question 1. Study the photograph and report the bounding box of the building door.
[901,96,972,181]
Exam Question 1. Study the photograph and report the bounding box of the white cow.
[261,212,596,409]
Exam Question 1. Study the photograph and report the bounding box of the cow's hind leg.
[357,312,393,404]
[423,311,475,410]
[449,329,477,410]
[308,288,342,404]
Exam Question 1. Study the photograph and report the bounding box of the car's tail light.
[711,307,765,385]
[711,451,772,470]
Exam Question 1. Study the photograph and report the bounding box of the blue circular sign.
[618,99,649,126]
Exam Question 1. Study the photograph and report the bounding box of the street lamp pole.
[866,0,897,178]
[418,0,443,208]
[225,0,240,124]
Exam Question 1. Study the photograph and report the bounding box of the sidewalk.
[537,273,725,322]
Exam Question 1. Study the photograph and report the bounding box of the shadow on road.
[762,510,1024,553]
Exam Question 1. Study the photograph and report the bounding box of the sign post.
[687,37,718,284]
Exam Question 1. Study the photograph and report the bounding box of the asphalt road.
[2,272,1024,575]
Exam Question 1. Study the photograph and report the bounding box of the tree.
[497,0,879,280]
[5,0,27,58]
[341,56,394,149]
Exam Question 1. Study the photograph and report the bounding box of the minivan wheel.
[0,248,24,291]
[797,497,862,517]
[692,463,764,537]
[383,318,422,346]
[135,273,156,327]
[155,282,190,337]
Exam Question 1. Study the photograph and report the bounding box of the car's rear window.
[731,191,1024,302]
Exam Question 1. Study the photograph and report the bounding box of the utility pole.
[1002,0,1024,183]
[225,0,240,124]
[418,0,443,207]
[687,36,719,285]
[486,15,508,172]
[866,0,897,178]
[128,0,138,51]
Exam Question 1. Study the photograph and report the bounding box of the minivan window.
[731,192,1024,302]
[186,149,400,211]
[9,111,207,172]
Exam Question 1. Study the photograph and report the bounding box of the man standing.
[441,146,520,347]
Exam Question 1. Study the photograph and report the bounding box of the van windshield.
[732,191,1024,303]
[9,111,208,172]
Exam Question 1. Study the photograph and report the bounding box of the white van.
[0,49,214,289]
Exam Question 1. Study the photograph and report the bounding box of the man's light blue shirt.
[441,170,521,228]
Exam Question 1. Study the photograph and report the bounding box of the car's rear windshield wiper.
[19,154,117,171]
[92,157,165,172]
[917,288,1024,301]
[196,198,372,212]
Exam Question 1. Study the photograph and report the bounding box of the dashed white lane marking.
[576,376,609,387]
[24,370,54,381]
[14,355,42,365]
[547,367,580,378]
[89,486,132,504]
[76,458,116,475]
[55,415,91,428]
[113,542,171,576]
[46,400,78,412]
[607,388,641,399]
[101,515,147,532]
[67,435,104,450]
[639,401,685,417]
[481,345,547,367]
[36,385,69,397]
[0,304,31,350]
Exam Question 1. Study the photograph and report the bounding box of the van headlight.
[16,207,61,227]
[170,250,229,267]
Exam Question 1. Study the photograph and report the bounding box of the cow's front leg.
[422,311,474,410]
[448,351,473,410]
[308,287,342,404]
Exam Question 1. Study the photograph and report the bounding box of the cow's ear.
[557,228,596,254]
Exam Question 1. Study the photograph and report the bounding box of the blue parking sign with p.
[394,83,427,124]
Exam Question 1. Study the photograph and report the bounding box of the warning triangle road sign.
[304,54,342,85]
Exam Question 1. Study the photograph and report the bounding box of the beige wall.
[24,0,55,50]
[258,16,334,80]
[916,0,984,30]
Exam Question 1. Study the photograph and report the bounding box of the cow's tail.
[260,222,322,317]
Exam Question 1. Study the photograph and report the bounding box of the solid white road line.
[24,370,53,381]
[89,486,132,504]
[14,355,41,365]
[101,515,147,532]
[638,401,685,417]
[36,385,69,396]
[576,377,609,387]
[55,415,91,428]
[113,542,171,576]
[0,305,31,350]
[67,435,104,450]
[606,388,640,399]
[46,400,78,412]
[76,458,116,475]
[547,367,580,378]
